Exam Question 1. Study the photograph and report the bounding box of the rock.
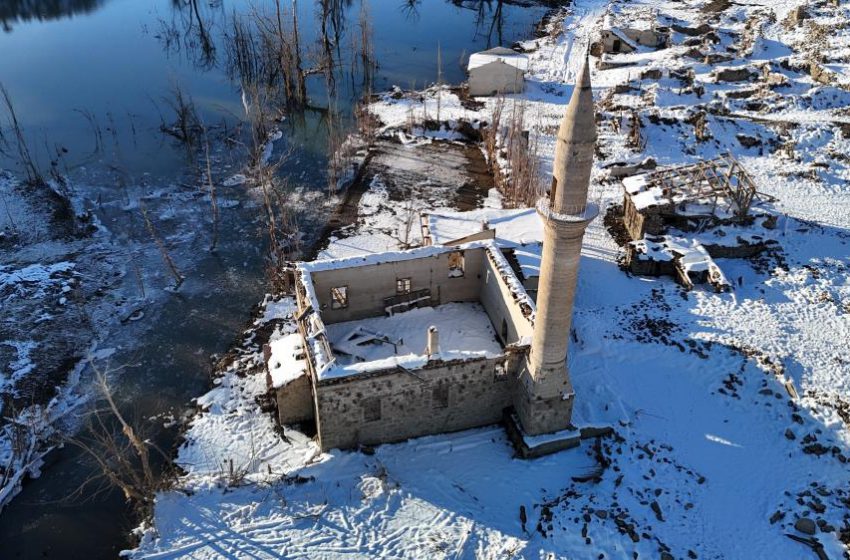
[795,517,817,535]
[736,134,761,148]
[714,67,754,82]
[661,553,674,560]
[785,429,796,440]
[651,501,665,522]
[809,501,826,514]
[785,6,809,27]
[595,509,608,519]
[820,521,835,533]
[770,510,785,524]
[803,443,829,456]
[672,23,713,36]
[641,68,663,80]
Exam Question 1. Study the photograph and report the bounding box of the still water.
[0,0,547,180]
[0,0,550,557]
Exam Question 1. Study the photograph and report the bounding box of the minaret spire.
[551,54,596,214]
[513,53,599,436]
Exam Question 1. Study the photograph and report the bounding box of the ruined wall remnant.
[315,353,523,450]
[275,374,314,426]
[309,249,486,324]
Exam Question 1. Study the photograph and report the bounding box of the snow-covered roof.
[467,47,529,72]
[423,207,543,246]
[604,24,639,51]
[623,173,665,211]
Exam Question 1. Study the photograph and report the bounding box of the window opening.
[331,286,348,309]
[448,251,465,278]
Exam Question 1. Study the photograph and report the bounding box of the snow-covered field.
[129,0,850,558]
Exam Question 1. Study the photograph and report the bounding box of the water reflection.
[155,0,223,69]
[1,0,107,32]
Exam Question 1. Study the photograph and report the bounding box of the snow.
[129,427,596,560]
[326,303,503,367]
[467,47,529,72]
[511,243,543,280]
[131,0,850,557]
[301,240,495,274]
[258,296,298,324]
[267,333,307,389]
[424,207,543,245]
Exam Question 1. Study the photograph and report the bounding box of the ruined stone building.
[620,155,776,291]
[598,8,670,55]
[266,57,603,456]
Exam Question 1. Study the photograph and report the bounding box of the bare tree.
[68,362,171,512]
[483,99,543,207]
[200,123,220,253]
[0,82,44,185]
[160,84,202,150]
[139,201,185,289]
[504,101,542,207]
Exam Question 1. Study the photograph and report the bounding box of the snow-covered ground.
[129,0,850,557]
[327,302,502,364]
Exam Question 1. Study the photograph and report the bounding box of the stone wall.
[314,351,526,450]
[275,374,314,426]
[622,193,647,240]
[601,30,636,54]
[622,194,681,240]
[309,248,486,324]
[479,254,535,346]
[291,243,540,450]
[513,365,575,436]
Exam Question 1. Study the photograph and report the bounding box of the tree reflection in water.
[1,0,106,32]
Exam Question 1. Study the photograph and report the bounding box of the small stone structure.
[599,9,669,54]
[268,56,607,455]
[467,47,528,97]
[628,236,730,292]
[619,155,776,290]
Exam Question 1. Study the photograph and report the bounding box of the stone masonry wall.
[315,352,526,450]
[479,255,535,345]
[275,374,314,426]
[310,248,486,324]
